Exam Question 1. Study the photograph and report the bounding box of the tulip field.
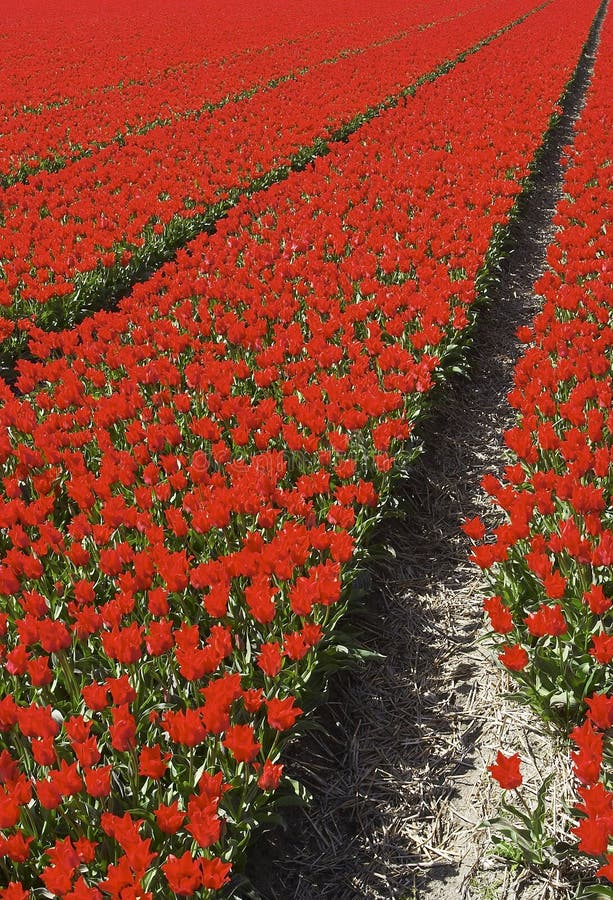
[0,0,610,897]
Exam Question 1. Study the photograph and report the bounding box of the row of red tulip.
[0,0,541,363]
[476,3,613,888]
[2,0,438,110]
[0,0,480,183]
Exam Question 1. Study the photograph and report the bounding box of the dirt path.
[243,5,608,898]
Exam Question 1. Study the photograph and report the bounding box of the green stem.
[0,860,12,886]
[20,802,39,838]
[188,749,194,790]
[55,649,81,704]
[128,748,141,796]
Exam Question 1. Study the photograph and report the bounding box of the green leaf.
[575,886,613,899]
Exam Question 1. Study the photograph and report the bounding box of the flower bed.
[0,0,479,183]
[0,0,541,362]
[473,4,613,888]
[2,0,433,110]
